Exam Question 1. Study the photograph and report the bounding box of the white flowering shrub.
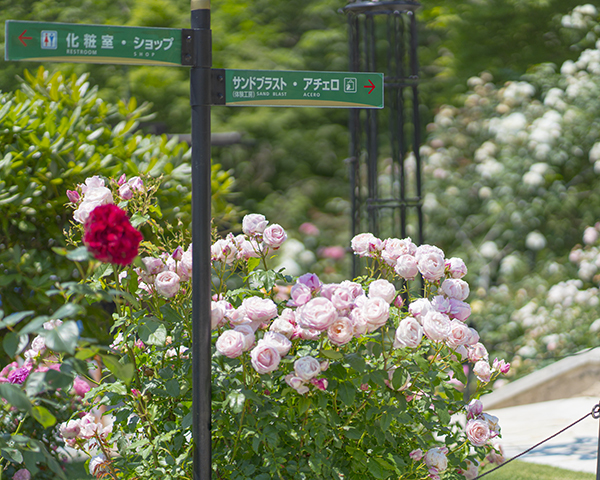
[421,4,600,375]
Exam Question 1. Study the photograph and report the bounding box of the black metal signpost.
[5,4,384,479]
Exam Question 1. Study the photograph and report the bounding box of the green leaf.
[44,321,80,354]
[322,349,343,360]
[367,458,387,479]
[0,310,34,329]
[32,405,57,428]
[246,257,260,272]
[345,353,366,373]
[75,347,100,360]
[1,447,23,464]
[165,378,180,398]
[18,315,50,335]
[298,395,311,415]
[0,384,32,413]
[130,213,150,228]
[227,391,245,414]
[50,303,83,320]
[3,332,28,357]
[391,368,408,390]
[380,411,393,432]
[66,246,90,262]
[101,355,134,385]
[338,382,356,406]
[138,318,167,346]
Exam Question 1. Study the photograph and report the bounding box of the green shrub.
[0,67,237,321]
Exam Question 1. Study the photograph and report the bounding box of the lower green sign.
[224,69,384,108]
[5,20,184,66]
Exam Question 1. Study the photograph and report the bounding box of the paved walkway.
[487,396,600,474]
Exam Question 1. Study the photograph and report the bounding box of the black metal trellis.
[343,1,423,277]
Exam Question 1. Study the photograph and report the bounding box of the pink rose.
[118,183,133,200]
[408,298,433,321]
[441,278,470,301]
[393,316,423,349]
[177,251,193,281]
[446,257,467,278]
[465,328,480,346]
[285,374,307,393]
[461,460,479,480]
[417,250,446,282]
[211,238,238,264]
[263,224,287,249]
[465,418,490,446]
[73,200,102,224]
[361,297,390,332]
[395,254,419,280]
[327,317,354,346]
[66,190,80,203]
[466,399,483,419]
[155,271,181,298]
[368,279,396,304]
[234,325,256,351]
[128,176,144,191]
[78,413,100,439]
[269,315,295,339]
[242,297,278,324]
[331,286,355,314]
[431,295,451,314]
[235,235,260,259]
[351,233,382,257]
[73,376,91,397]
[250,343,281,374]
[468,342,488,362]
[216,330,245,358]
[349,308,368,337]
[211,301,227,329]
[289,283,312,307]
[448,298,471,321]
[294,356,321,381]
[446,320,472,348]
[382,237,417,265]
[422,311,451,342]
[242,214,268,236]
[310,377,328,391]
[297,273,322,292]
[59,419,81,439]
[80,175,105,193]
[339,280,365,299]
[297,297,338,331]
[424,447,448,472]
[259,331,291,356]
[482,413,501,436]
[409,449,423,461]
[493,357,511,374]
[473,360,491,382]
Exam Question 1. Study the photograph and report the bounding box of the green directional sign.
[223,69,384,108]
[5,20,186,66]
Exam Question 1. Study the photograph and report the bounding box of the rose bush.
[1,174,509,479]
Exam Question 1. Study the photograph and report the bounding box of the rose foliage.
[2,175,508,480]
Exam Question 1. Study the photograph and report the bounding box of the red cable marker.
[364,78,376,94]
[18,30,33,46]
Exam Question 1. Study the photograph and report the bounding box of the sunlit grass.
[480,460,595,480]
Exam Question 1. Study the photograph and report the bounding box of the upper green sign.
[224,69,384,109]
[5,20,184,66]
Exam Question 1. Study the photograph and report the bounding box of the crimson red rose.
[83,204,143,266]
